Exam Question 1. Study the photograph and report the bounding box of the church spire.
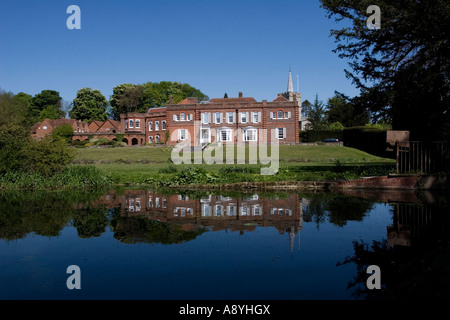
[287,67,294,93]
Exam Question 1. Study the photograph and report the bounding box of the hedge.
[343,127,390,157]
[301,130,344,143]
[301,127,394,158]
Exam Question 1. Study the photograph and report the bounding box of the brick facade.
[120,92,301,146]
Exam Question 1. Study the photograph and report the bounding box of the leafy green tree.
[52,124,74,143]
[69,88,108,122]
[0,90,30,174]
[320,0,450,140]
[39,105,65,122]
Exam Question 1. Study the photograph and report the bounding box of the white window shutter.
[288,112,291,119]
[246,112,249,122]
[232,112,235,123]
[173,114,177,121]
[258,112,262,123]
[283,128,287,139]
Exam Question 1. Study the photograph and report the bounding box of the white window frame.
[200,128,211,144]
[162,120,166,130]
[201,112,210,124]
[155,135,160,143]
[149,136,153,143]
[215,205,223,216]
[227,112,235,124]
[240,112,248,124]
[252,111,261,123]
[240,205,249,216]
[155,121,159,131]
[277,127,286,139]
[178,129,187,141]
[129,119,134,128]
[227,205,237,216]
[218,128,232,142]
[135,119,140,128]
[149,121,153,131]
[215,112,222,124]
[202,204,211,217]
[244,128,258,142]
[252,204,262,216]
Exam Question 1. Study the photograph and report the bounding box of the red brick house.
[120,91,300,146]
[32,118,122,142]
[31,118,90,141]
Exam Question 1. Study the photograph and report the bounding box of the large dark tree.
[327,91,369,127]
[320,0,450,140]
[29,90,66,122]
[306,94,328,130]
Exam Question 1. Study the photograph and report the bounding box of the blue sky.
[0,0,359,105]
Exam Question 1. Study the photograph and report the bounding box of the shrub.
[20,138,76,177]
[52,124,74,143]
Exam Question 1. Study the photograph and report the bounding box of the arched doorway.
[122,138,128,145]
[132,138,138,146]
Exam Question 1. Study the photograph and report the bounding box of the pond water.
[0,188,449,300]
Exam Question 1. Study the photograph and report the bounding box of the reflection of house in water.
[103,190,303,251]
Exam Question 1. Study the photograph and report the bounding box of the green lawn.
[73,145,395,185]
[75,145,392,164]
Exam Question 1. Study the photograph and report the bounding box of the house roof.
[178,97,199,105]
[148,107,167,113]
[273,95,288,102]
[208,97,257,103]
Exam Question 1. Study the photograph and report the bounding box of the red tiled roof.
[178,97,199,105]
[209,97,257,103]
[273,95,288,102]
[148,107,167,112]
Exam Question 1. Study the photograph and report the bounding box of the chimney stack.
[238,92,243,98]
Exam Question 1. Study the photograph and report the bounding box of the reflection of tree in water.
[110,215,206,245]
[338,200,450,300]
[337,239,450,300]
[0,190,107,240]
[72,205,109,238]
[302,193,374,229]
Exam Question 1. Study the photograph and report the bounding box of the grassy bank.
[0,166,116,190]
[74,145,396,187]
